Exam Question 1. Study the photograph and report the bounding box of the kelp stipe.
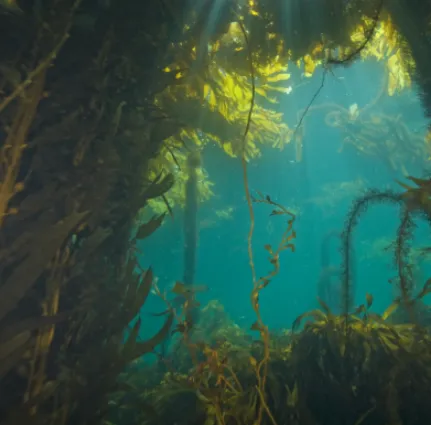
[183,150,201,288]
[340,189,423,326]
[318,230,357,315]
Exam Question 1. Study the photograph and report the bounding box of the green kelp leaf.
[135,213,166,240]
[0,332,33,378]
[77,226,112,259]
[22,381,59,410]
[0,312,69,344]
[0,210,89,322]
[0,331,31,361]
[126,268,154,322]
[286,382,299,408]
[292,309,326,332]
[70,227,112,279]
[144,173,175,200]
[125,313,174,362]
[122,318,141,361]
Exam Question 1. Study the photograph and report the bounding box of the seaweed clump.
[102,174,431,425]
[109,294,431,425]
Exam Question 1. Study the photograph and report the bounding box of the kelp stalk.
[319,230,356,314]
[341,190,414,324]
[237,19,273,425]
[183,151,201,287]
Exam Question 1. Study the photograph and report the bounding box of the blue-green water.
[137,60,430,341]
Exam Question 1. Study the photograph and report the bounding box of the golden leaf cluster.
[146,142,215,215]
[348,16,412,95]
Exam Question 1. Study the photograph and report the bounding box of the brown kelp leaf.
[171,281,208,296]
[354,304,366,315]
[77,226,112,259]
[0,210,89,322]
[263,244,273,254]
[162,194,174,220]
[135,213,166,240]
[365,293,373,309]
[126,313,174,361]
[0,333,33,378]
[416,278,431,300]
[250,321,263,331]
[171,281,188,295]
[126,268,153,321]
[286,382,299,407]
[317,297,332,316]
[0,331,31,361]
[381,301,399,320]
[171,322,189,335]
[150,309,171,317]
[367,313,385,325]
[408,176,431,189]
[0,312,69,344]
[144,173,175,200]
[123,318,141,361]
[292,310,326,332]
[22,380,59,410]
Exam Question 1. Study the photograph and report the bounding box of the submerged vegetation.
[1,0,431,424]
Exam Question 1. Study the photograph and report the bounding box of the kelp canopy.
[0,0,431,425]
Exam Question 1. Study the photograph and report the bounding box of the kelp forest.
[1,0,431,424]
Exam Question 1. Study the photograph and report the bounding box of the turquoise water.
[137,59,430,341]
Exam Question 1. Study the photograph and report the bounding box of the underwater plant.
[318,230,357,315]
[2,1,431,425]
[339,175,431,324]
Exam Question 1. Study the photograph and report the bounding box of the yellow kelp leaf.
[386,50,410,95]
[311,43,324,56]
[218,100,230,119]
[223,142,235,157]
[223,73,235,95]
[203,84,217,109]
[186,130,203,146]
[254,87,278,103]
[303,55,316,77]
[381,301,399,320]
[233,84,245,103]
[258,62,288,77]
[350,25,366,43]
[387,56,399,96]
[276,40,286,56]
[382,17,398,47]
[266,73,291,83]
[262,84,292,95]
